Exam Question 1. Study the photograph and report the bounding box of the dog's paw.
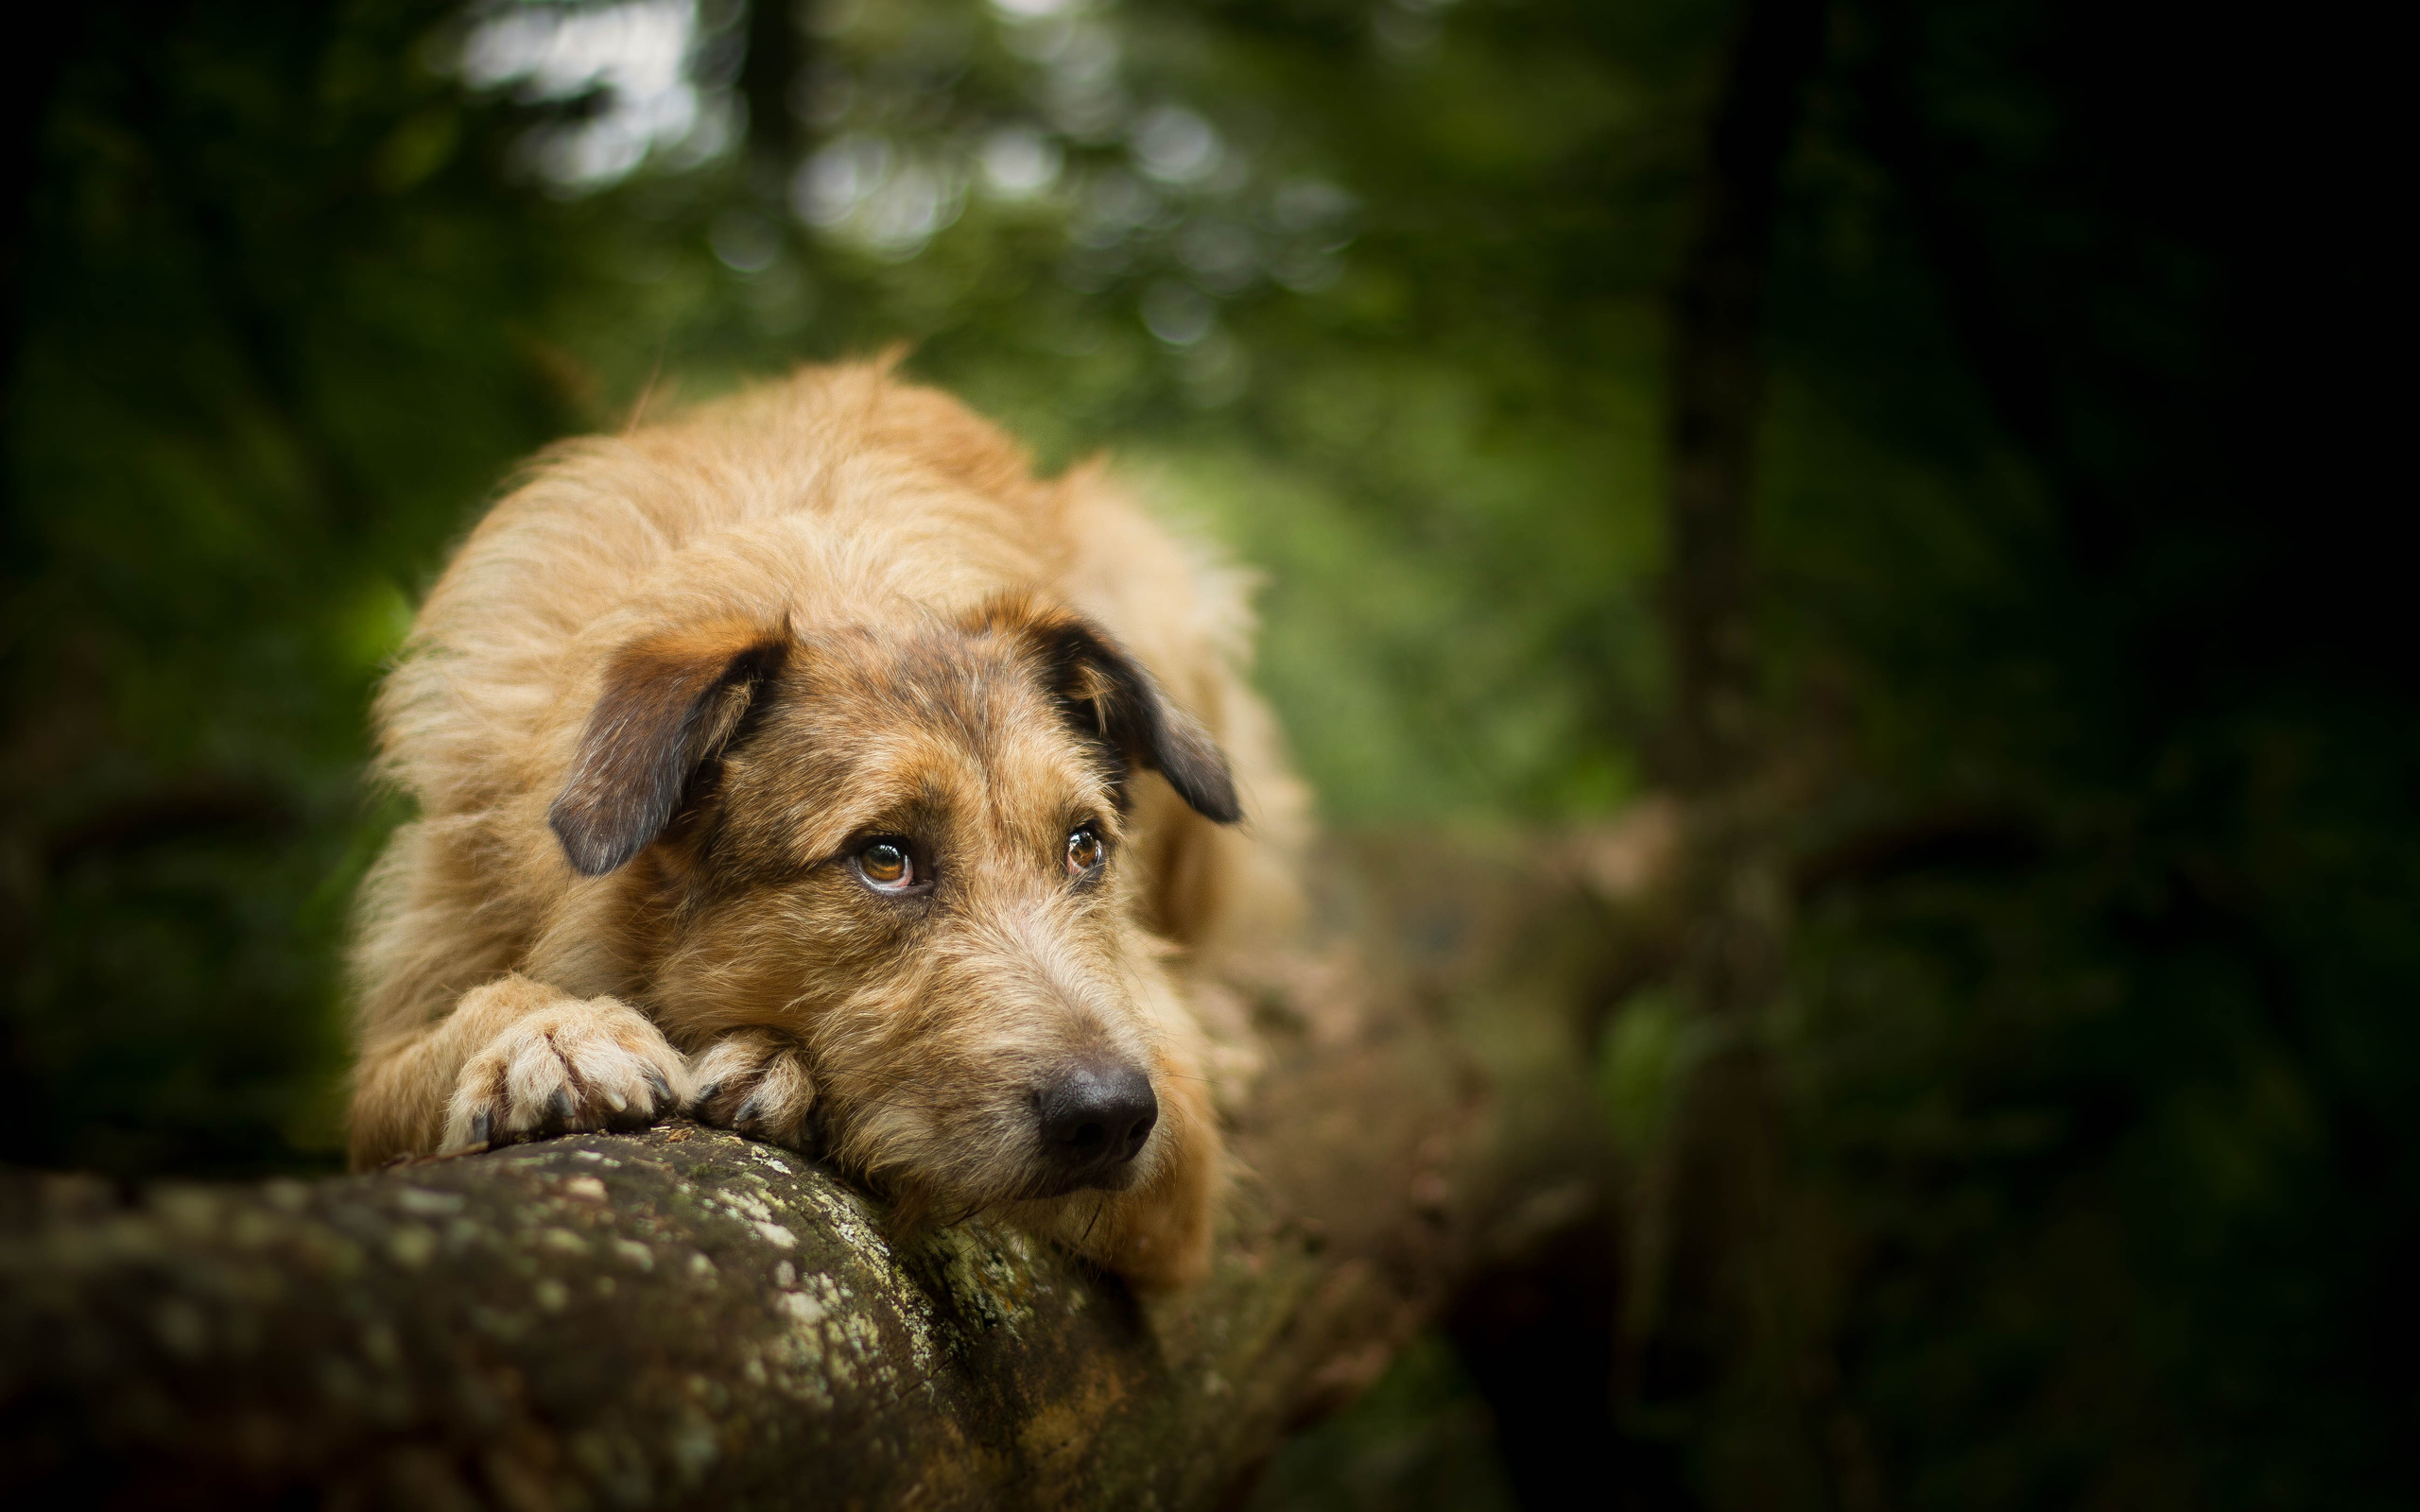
[442,998,691,1152]
[689,1030,820,1151]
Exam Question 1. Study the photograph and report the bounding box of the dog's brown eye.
[858,841,913,889]
[1065,826,1105,875]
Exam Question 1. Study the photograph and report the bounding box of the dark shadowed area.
[1,1,2408,1508]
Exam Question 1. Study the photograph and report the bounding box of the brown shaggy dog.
[345,361,1302,1291]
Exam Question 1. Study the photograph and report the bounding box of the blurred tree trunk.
[1631,0,1862,1508]
[1666,0,1827,788]
[739,0,806,185]
[0,838,1637,1511]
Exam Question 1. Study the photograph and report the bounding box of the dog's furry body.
[346,362,1299,1290]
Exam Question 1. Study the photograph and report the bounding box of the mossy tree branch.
[1,838,1644,1511]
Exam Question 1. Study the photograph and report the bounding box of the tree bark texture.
[0,839,1638,1511]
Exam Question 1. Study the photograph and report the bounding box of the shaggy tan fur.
[346,360,1303,1291]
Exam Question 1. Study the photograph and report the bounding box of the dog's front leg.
[688,1030,821,1152]
[349,973,691,1164]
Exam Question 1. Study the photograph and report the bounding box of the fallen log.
[0,838,1636,1510]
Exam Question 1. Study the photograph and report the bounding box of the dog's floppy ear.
[984,599,1242,825]
[549,620,789,876]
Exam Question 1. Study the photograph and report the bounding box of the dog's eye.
[1065,826,1105,875]
[857,840,914,890]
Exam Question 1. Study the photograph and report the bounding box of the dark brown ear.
[984,599,1242,825]
[548,621,789,876]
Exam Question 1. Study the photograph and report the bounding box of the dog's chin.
[1022,1161,1145,1202]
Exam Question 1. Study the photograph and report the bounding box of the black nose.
[1036,1060,1158,1176]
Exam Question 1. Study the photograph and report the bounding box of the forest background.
[0,1,2407,1508]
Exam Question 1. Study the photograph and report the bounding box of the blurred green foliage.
[3,0,608,1174]
[1,1,2408,1508]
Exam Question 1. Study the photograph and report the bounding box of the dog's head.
[544,594,1239,1219]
